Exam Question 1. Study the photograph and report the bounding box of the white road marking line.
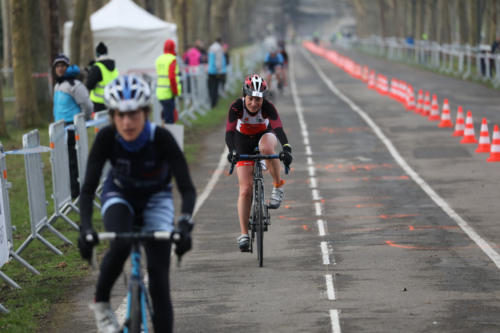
[193,146,229,217]
[308,165,316,177]
[302,47,500,270]
[312,189,321,201]
[304,136,310,146]
[305,145,312,155]
[325,274,336,300]
[315,202,322,216]
[317,219,326,236]
[330,309,342,333]
[321,241,330,265]
[309,177,318,189]
[307,157,314,165]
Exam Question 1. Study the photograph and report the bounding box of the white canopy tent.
[63,0,177,74]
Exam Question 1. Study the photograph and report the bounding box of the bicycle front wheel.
[255,180,264,267]
[126,280,142,333]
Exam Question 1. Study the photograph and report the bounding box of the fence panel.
[47,120,79,230]
[15,130,71,255]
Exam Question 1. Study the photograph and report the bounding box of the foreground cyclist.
[78,74,196,333]
[225,74,292,252]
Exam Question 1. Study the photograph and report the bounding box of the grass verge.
[0,85,241,332]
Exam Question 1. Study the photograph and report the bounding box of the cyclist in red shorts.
[225,74,292,251]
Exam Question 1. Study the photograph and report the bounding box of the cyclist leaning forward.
[225,74,292,252]
[78,74,196,333]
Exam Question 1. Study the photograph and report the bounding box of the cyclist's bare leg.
[236,165,253,235]
[259,133,282,185]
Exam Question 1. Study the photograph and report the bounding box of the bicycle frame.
[229,149,287,267]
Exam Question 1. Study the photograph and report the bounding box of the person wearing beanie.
[86,41,119,112]
[155,38,182,124]
[52,53,93,199]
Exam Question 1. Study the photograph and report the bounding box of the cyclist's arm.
[264,100,289,146]
[157,128,196,215]
[225,99,242,151]
[79,127,112,230]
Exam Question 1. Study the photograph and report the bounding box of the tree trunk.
[47,0,62,64]
[70,0,88,65]
[415,0,422,40]
[1,0,12,70]
[378,0,387,38]
[438,0,451,44]
[457,0,468,44]
[79,1,94,68]
[28,0,52,121]
[488,0,497,44]
[0,73,8,137]
[10,0,40,128]
[468,0,478,45]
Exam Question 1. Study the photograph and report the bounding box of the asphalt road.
[42,44,500,332]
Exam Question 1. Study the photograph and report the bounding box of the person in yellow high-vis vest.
[156,39,182,124]
[86,42,119,112]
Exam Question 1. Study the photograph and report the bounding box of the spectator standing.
[197,40,208,64]
[86,42,119,113]
[156,39,182,124]
[52,53,93,199]
[207,38,227,108]
[183,42,202,94]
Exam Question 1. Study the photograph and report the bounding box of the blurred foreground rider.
[86,42,119,112]
[52,53,93,199]
[78,75,196,333]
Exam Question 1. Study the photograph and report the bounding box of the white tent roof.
[64,0,177,73]
[91,0,173,31]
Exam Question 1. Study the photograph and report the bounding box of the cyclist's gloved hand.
[227,150,238,164]
[78,227,98,264]
[280,144,293,166]
[175,215,194,257]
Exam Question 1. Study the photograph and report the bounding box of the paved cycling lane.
[171,45,500,333]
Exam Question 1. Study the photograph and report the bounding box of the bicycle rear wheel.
[126,280,142,333]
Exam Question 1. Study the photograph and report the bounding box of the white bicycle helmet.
[104,74,151,112]
[242,74,268,98]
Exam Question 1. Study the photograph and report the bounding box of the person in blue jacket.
[207,37,227,108]
[52,53,93,199]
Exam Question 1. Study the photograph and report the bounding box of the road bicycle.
[88,230,178,333]
[229,148,289,267]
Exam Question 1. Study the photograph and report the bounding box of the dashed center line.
[290,46,340,333]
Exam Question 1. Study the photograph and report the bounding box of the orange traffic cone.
[428,94,440,121]
[368,70,376,89]
[406,86,415,112]
[415,89,423,114]
[453,106,465,136]
[460,111,477,144]
[438,99,453,128]
[475,118,491,153]
[422,91,430,117]
[487,125,500,162]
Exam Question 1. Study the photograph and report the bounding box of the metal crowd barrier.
[15,130,71,256]
[47,120,79,230]
[356,36,500,88]
[0,145,40,275]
